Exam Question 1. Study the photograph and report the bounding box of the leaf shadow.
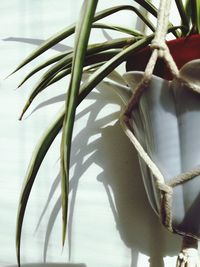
[3,37,71,52]
[33,80,181,267]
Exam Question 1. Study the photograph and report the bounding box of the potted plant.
[12,0,200,266]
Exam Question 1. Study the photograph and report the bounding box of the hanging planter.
[123,59,200,266]
[120,1,200,266]
[11,0,200,267]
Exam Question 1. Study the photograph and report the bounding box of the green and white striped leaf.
[18,51,71,88]
[133,0,157,17]
[11,5,144,74]
[16,107,65,267]
[185,0,200,34]
[92,23,143,37]
[60,0,98,245]
[19,37,136,119]
[175,0,189,34]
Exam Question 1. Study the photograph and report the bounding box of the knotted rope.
[176,237,200,267]
[121,0,180,231]
[120,0,200,265]
[125,0,179,115]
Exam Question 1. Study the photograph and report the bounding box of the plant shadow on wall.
[30,79,181,267]
[5,33,182,267]
[3,37,71,52]
[5,0,200,265]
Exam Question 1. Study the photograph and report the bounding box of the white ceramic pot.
[123,60,200,239]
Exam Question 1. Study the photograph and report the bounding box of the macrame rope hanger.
[120,0,200,266]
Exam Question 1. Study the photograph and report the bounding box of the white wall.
[0,1,184,267]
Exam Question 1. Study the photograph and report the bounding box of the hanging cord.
[125,0,179,115]
[120,0,200,266]
[121,0,179,230]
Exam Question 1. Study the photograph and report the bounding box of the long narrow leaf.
[92,23,143,36]
[193,0,200,33]
[185,0,200,34]
[127,4,155,32]
[19,38,136,119]
[18,51,71,88]
[11,5,144,74]
[77,37,153,103]
[47,51,120,87]
[196,0,200,33]
[18,37,136,88]
[93,4,156,32]
[17,20,143,89]
[133,0,180,38]
[60,0,98,245]
[175,0,189,35]
[133,0,157,17]
[16,107,65,267]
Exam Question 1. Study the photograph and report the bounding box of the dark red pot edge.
[126,34,200,80]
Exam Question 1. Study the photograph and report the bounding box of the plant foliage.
[13,0,200,266]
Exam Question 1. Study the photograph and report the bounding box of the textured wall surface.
[0,1,183,267]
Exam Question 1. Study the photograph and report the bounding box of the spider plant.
[12,0,200,266]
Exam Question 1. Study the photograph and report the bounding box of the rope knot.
[150,40,168,58]
[157,181,173,195]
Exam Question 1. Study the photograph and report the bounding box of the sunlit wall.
[0,1,183,267]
